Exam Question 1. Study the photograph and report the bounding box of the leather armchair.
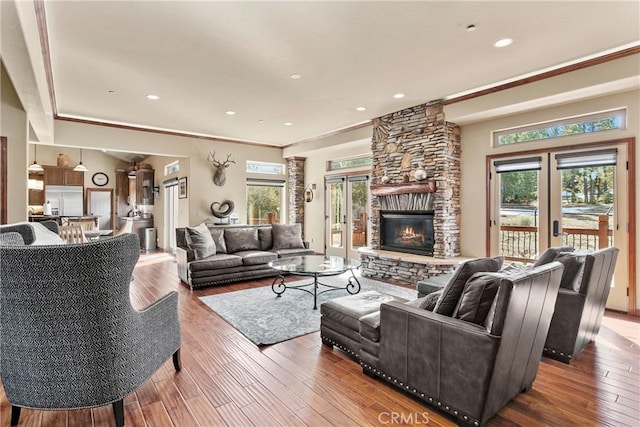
[362,262,564,426]
[0,233,181,427]
[543,246,619,363]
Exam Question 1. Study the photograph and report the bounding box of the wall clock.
[92,172,109,187]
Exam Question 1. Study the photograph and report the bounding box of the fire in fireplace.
[380,210,434,255]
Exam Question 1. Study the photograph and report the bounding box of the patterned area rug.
[198,272,417,346]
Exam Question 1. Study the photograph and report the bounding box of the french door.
[489,143,631,311]
[163,180,179,254]
[325,175,369,259]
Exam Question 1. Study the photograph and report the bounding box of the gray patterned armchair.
[0,233,181,427]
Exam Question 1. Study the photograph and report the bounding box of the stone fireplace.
[370,102,461,259]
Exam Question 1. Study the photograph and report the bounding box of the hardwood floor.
[1,252,638,426]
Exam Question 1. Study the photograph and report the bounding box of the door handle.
[553,220,559,237]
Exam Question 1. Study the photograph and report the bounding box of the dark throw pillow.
[272,223,305,250]
[210,228,227,254]
[455,273,502,325]
[185,223,216,260]
[433,256,503,317]
[258,227,274,250]
[533,245,574,267]
[406,290,442,311]
[554,252,586,292]
[225,228,260,253]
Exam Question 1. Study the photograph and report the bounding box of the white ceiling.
[44,1,640,148]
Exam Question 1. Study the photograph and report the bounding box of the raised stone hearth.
[359,248,469,286]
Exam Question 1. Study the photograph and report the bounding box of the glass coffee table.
[269,255,362,309]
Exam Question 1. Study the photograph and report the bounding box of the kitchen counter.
[119,217,153,249]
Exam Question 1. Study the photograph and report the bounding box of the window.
[164,161,179,176]
[494,109,626,146]
[246,160,285,175]
[327,156,372,171]
[246,179,285,225]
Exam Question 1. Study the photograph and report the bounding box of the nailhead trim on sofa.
[361,363,481,426]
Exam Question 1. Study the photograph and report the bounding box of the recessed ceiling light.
[108,90,116,95]
[494,38,513,48]
[146,94,159,100]
[284,122,293,126]
[356,106,367,111]
[393,93,405,99]
[290,74,302,80]
[466,24,476,32]
[225,111,236,115]
[258,119,265,123]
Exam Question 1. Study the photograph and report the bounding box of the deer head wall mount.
[207,151,236,186]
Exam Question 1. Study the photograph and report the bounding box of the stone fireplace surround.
[360,101,463,286]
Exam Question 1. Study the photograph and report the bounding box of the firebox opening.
[380,210,434,256]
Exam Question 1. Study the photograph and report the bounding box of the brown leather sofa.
[359,262,564,426]
[543,246,619,363]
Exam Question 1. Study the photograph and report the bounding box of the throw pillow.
[272,223,305,250]
[533,245,574,267]
[433,256,503,317]
[554,251,586,292]
[454,273,502,325]
[258,227,273,250]
[405,290,442,311]
[225,228,260,253]
[185,223,216,260]
[29,222,66,245]
[209,228,227,253]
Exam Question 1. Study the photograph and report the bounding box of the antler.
[207,151,220,166]
[207,151,235,167]
[221,153,236,167]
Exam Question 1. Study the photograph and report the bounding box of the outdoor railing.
[500,215,612,262]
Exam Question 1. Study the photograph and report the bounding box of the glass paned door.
[349,176,369,258]
[326,178,345,257]
[326,175,370,259]
[492,157,543,262]
[490,145,629,312]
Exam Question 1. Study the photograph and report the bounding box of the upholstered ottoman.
[320,291,408,359]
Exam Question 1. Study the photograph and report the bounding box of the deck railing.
[500,215,612,262]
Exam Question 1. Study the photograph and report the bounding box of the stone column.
[370,102,461,258]
[286,157,306,232]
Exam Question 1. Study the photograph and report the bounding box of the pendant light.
[73,148,88,172]
[28,144,44,172]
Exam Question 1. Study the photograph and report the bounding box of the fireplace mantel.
[370,181,436,196]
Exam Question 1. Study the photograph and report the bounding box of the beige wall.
[458,89,639,311]
[457,89,639,258]
[1,63,29,223]
[302,140,371,253]
[53,120,285,248]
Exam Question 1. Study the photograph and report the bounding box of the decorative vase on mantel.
[414,162,427,181]
[57,153,70,167]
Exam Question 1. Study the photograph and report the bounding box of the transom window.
[494,109,626,146]
[246,160,285,175]
[164,161,179,176]
[327,156,372,171]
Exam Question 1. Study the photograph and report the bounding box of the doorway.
[163,179,179,254]
[488,140,633,312]
[86,188,113,230]
[325,175,369,259]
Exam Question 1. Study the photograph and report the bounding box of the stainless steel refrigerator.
[45,185,84,216]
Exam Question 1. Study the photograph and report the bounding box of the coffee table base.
[271,269,361,309]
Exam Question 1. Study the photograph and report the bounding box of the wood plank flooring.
[1,252,638,426]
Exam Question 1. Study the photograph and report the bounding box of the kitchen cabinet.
[44,166,84,186]
[136,169,154,205]
[28,172,45,205]
[115,170,129,217]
